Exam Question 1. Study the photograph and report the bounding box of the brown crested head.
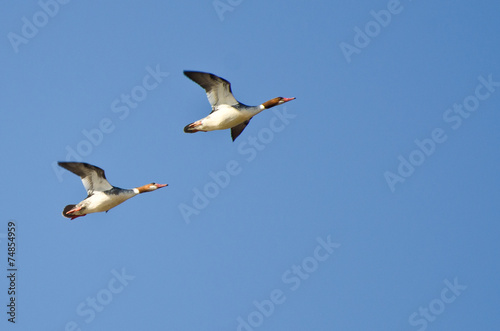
[136,182,168,193]
[262,97,296,109]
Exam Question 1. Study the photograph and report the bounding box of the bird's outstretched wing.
[184,71,239,110]
[231,119,251,141]
[58,162,113,195]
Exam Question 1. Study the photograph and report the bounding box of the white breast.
[84,191,136,213]
[201,105,262,131]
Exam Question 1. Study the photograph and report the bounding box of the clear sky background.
[1,1,499,330]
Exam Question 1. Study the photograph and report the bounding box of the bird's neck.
[238,104,265,116]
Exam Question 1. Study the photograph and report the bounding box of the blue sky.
[1,1,499,330]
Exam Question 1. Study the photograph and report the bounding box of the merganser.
[58,162,167,220]
[183,71,295,141]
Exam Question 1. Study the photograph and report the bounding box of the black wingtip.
[58,161,90,168]
[184,70,209,75]
[230,120,250,142]
[184,70,202,78]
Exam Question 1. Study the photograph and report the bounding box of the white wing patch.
[184,71,239,110]
[58,162,114,196]
[82,173,113,195]
[206,80,238,108]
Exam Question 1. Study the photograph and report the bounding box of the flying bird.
[183,71,295,141]
[58,162,167,220]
